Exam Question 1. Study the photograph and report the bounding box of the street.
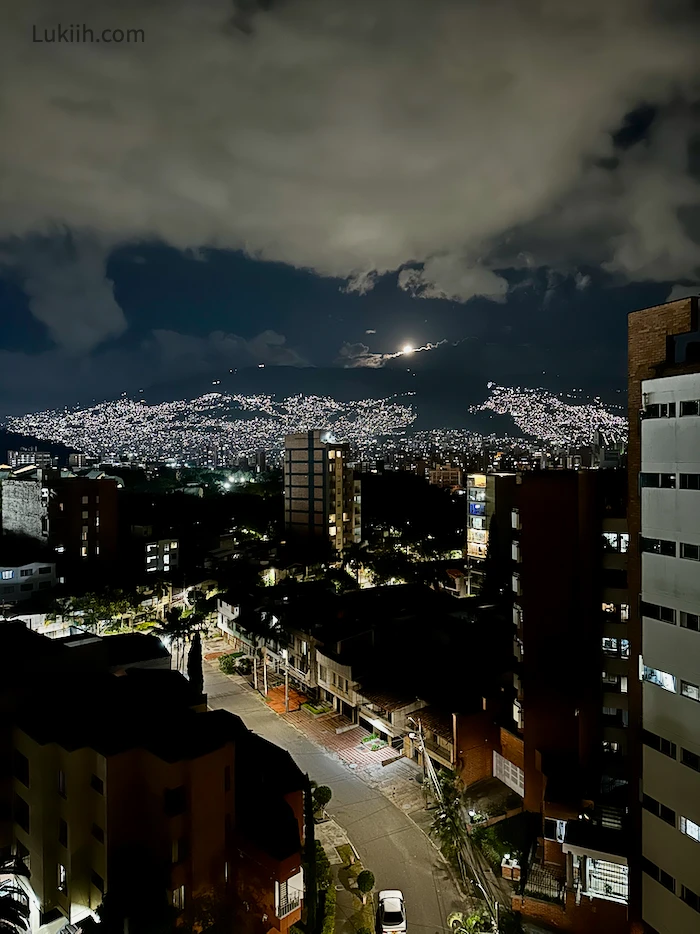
[204,664,465,934]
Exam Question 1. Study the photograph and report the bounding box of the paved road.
[205,666,464,934]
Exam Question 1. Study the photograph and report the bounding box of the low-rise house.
[403,706,456,771]
[355,687,426,748]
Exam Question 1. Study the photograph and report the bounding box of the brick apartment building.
[0,624,305,934]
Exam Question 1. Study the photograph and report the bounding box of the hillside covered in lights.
[4,384,627,463]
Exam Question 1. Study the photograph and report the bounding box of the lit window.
[172,885,185,910]
[643,666,677,693]
[621,604,629,621]
[58,863,67,893]
[82,511,89,520]
[680,474,700,490]
[55,546,65,554]
[95,546,100,556]
[681,680,700,702]
[80,546,88,558]
[680,816,700,843]
[1,570,13,580]
[681,543,700,561]
[170,541,178,549]
[81,496,89,505]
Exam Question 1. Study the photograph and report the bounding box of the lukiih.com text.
[32,24,145,44]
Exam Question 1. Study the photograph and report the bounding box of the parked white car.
[377,890,407,934]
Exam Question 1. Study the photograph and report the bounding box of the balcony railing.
[277,893,302,919]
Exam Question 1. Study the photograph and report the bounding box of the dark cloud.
[2,0,700,344]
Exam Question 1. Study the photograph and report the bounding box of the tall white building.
[629,297,700,934]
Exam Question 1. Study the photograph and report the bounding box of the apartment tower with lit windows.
[283,431,361,553]
[628,296,700,934]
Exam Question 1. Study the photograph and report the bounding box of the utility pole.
[263,647,268,695]
[285,661,290,713]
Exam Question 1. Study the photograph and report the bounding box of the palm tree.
[0,857,31,934]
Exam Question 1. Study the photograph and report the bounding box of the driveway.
[205,665,465,934]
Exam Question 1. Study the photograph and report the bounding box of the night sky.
[1,0,700,417]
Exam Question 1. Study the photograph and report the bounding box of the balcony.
[277,892,301,919]
[423,737,454,768]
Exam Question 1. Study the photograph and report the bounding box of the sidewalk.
[317,820,376,934]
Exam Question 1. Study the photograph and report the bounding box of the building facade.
[628,296,700,934]
[283,431,361,553]
[1,471,118,572]
[0,562,57,606]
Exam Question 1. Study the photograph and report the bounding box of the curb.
[206,660,471,910]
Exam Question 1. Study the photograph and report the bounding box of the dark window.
[14,795,29,834]
[642,730,677,759]
[681,885,700,913]
[680,474,700,491]
[669,402,677,417]
[641,537,676,557]
[38,582,51,590]
[641,602,675,624]
[681,748,700,772]
[642,795,676,826]
[224,766,231,793]
[91,823,104,844]
[681,543,700,561]
[39,566,52,574]
[164,786,187,817]
[19,583,33,592]
[680,400,700,417]
[681,612,700,632]
[172,836,189,864]
[20,569,32,578]
[660,803,675,825]
[13,751,29,788]
[90,774,104,795]
[660,868,675,892]
[58,770,66,798]
[58,819,67,848]
[660,474,676,488]
[224,814,232,845]
[91,871,104,894]
[602,568,628,589]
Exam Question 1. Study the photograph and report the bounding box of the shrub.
[321,884,337,934]
[315,841,332,891]
[313,785,332,810]
[357,870,374,895]
[219,653,238,674]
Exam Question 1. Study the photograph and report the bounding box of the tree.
[187,631,204,696]
[313,785,332,812]
[0,857,31,934]
[430,774,469,881]
[356,870,374,905]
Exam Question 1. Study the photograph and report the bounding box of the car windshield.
[383,911,404,924]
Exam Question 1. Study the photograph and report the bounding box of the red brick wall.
[455,712,498,786]
[543,838,566,870]
[512,891,628,934]
[500,726,524,772]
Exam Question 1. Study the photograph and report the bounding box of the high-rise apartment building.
[628,296,700,934]
[465,472,516,595]
[283,431,361,553]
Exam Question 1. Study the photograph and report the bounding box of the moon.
[402,344,414,354]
